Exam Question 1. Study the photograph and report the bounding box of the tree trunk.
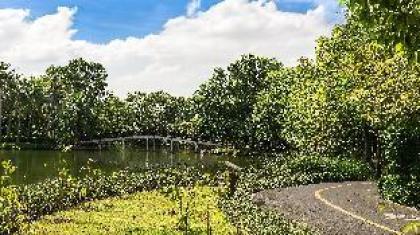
[376,130,382,177]
[363,124,369,162]
[363,123,375,170]
[16,113,20,144]
[373,129,382,178]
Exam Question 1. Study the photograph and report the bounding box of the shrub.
[0,165,214,234]
[235,155,372,192]
[378,174,419,209]
[0,155,372,234]
[0,161,24,234]
[28,187,236,234]
[19,166,214,222]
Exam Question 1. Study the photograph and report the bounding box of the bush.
[1,165,215,234]
[379,125,420,209]
[0,161,24,234]
[378,174,420,209]
[28,187,236,234]
[0,155,372,234]
[235,155,372,192]
[286,155,373,183]
[19,166,215,222]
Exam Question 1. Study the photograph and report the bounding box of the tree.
[285,23,373,158]
[126,91,183,137]
[0,63,22,142]
[286,21,420,178]
[341,0,419,60]
[45,58,108,145]
[251,67,293,151]
[98,94,132,138]
[192,54,283,149]
[0,62,9,140]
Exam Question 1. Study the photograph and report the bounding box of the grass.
[26,186,236,235]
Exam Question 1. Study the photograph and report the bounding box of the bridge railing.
[78,135,221,151]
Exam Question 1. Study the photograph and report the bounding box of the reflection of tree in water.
[0,149,223,185]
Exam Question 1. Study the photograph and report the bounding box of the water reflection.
[0,148,221,185]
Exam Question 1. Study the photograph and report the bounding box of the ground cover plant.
[0,154,373,234]
[28,187,235,234]
[0,163,217,234]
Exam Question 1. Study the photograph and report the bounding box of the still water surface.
[0,149,222,185]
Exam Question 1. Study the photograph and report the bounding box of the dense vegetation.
[0,60,187,147]
[0,0,419,233]
[341,0,419,60]
[29,187,236,234]
[0,155,370,234]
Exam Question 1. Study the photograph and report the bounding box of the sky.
[0,0,345,96]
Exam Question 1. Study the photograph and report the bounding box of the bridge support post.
[194,142,199,152]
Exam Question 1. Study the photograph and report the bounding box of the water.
[0,148,222,185]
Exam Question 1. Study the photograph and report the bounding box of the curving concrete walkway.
[253,182,420,235]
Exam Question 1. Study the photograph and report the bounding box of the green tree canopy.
[341,0,419,59]
[45,58,108,144]
[192,54,283,149]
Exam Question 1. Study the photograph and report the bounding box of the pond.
[0,148,224,185]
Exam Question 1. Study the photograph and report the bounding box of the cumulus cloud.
[276,0,345,21]
[0,0,340,97]
[187,0,201,17]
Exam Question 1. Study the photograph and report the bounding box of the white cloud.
[187,0,201,17]
[0,0,340,97]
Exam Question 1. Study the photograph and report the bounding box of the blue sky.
[0,0,318,43]
[0,0,342,96]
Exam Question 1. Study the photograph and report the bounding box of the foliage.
[250,68,293,152]
[0,63,25,143]
[282,20,420,207]
[236,155,372,192]
[0,155,371,234]
[191,54,284,150]
[0,165,216,234]
[18,166,214,223]
[44,58,108,145]
[97,94,132,138]
[126,91,188,137]
[378,174,419,209]
[0,59,108,146]
[341,0,419,59]
[1,60,189,148]
[0,161,24,234]
[0,2,419,221]
[28,187,235,234]
[0,143,21,150]
[401,221,420,235]
[0,163,222,233]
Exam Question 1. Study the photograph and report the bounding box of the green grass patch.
[0,155,372,234]
[27,186,236,234]
[401,221,420,235]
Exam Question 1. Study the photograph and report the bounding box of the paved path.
[253,182,420,235]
